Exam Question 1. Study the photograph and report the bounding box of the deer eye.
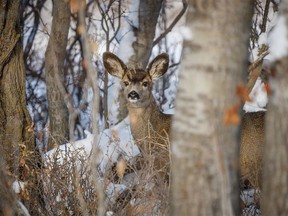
[123,81,129,87]
[142,82,148,87]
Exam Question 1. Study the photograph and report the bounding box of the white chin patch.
[129,99,139,103]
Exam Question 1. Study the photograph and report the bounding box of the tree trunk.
[170,1,254,215]
[261,2,288,215]
[45,0,71,150]
[0,160,17,214]
[0,0,35,177]
[261,56,288,215]
[0,0,42,213]
[130,0,163,67]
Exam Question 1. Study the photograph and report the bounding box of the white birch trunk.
[170,1,254,215]
[261,2,288,215]
[261,57,288,216]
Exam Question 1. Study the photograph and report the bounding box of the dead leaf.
[111,129,120,142]
[20,158,26,166]
[224,105,240,125]
[81,60,87,69]
[26,122,34,132]
[236,85,251,102]
[264,83,271,95]
[70,0,79,14]
[116,159,126,179]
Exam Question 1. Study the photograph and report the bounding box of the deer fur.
[103,52,172,176]
[240,111,265,189]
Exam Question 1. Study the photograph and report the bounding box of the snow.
[44,117,138,199]
[177,26,193,40]
[116,0,139,62]
[12,180,25,194]
[43,117,139,210]
[240,189,261,216]
[268,14,288,61]
[45,117,139,174]
[44,130,93,165]
[17,201,31,216]
[97,117,140,174]
[243,78,268,112]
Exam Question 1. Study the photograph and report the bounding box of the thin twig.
[247,50,269,93]
[260,0,271,33]
[248,50,269,73]
[153,0,188,46]
[78,0,104,215]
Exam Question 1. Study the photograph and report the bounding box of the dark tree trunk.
[45,0,71,150]
[130,0,164,67]
[0,0,35,178]
[0,0,41,213]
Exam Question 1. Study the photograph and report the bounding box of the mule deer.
[240,111,265,189]
[240,60,270,192]
[240,64,268,190]
[103,52,172,178]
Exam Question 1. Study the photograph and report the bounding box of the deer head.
[103,52,169,108]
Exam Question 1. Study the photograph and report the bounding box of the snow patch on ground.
[45,117,138,174]
[97,117,140,174]
[44,117,139,210]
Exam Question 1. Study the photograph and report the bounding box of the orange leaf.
[236,85,251,102]
[70,0,79,14]
[264,83,271,95]
[20,158,26,166]
[224,105,240,125]
[81,60,87,69]
[38,133,44,141]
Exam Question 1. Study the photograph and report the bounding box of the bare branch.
[260,0,271,33]
[77,1,104,215]
[247,50,269,93]
[24,0,46,61]
[153,0,187,47]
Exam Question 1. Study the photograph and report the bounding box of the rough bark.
[170,1,254,215]
[45,0,71,150]
[0,0,41,213]
[0,161,17,215]
[261,57,288,215]
[0,0,35,177]
[130,0,163,67]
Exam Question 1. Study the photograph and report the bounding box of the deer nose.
[128,90,140,100]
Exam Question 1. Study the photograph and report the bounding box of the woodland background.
[0,0,287,215]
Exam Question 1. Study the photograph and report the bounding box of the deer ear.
[147,53,169,80]
[103,52,127,78]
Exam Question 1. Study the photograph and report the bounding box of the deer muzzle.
[128,90,140,101]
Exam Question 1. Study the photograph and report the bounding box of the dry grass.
[1,126,171,215]
[2,128,265,216]
[105,125,171,215]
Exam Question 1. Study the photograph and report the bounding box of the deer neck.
[128,97,158,118]
[127,97,159,140]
